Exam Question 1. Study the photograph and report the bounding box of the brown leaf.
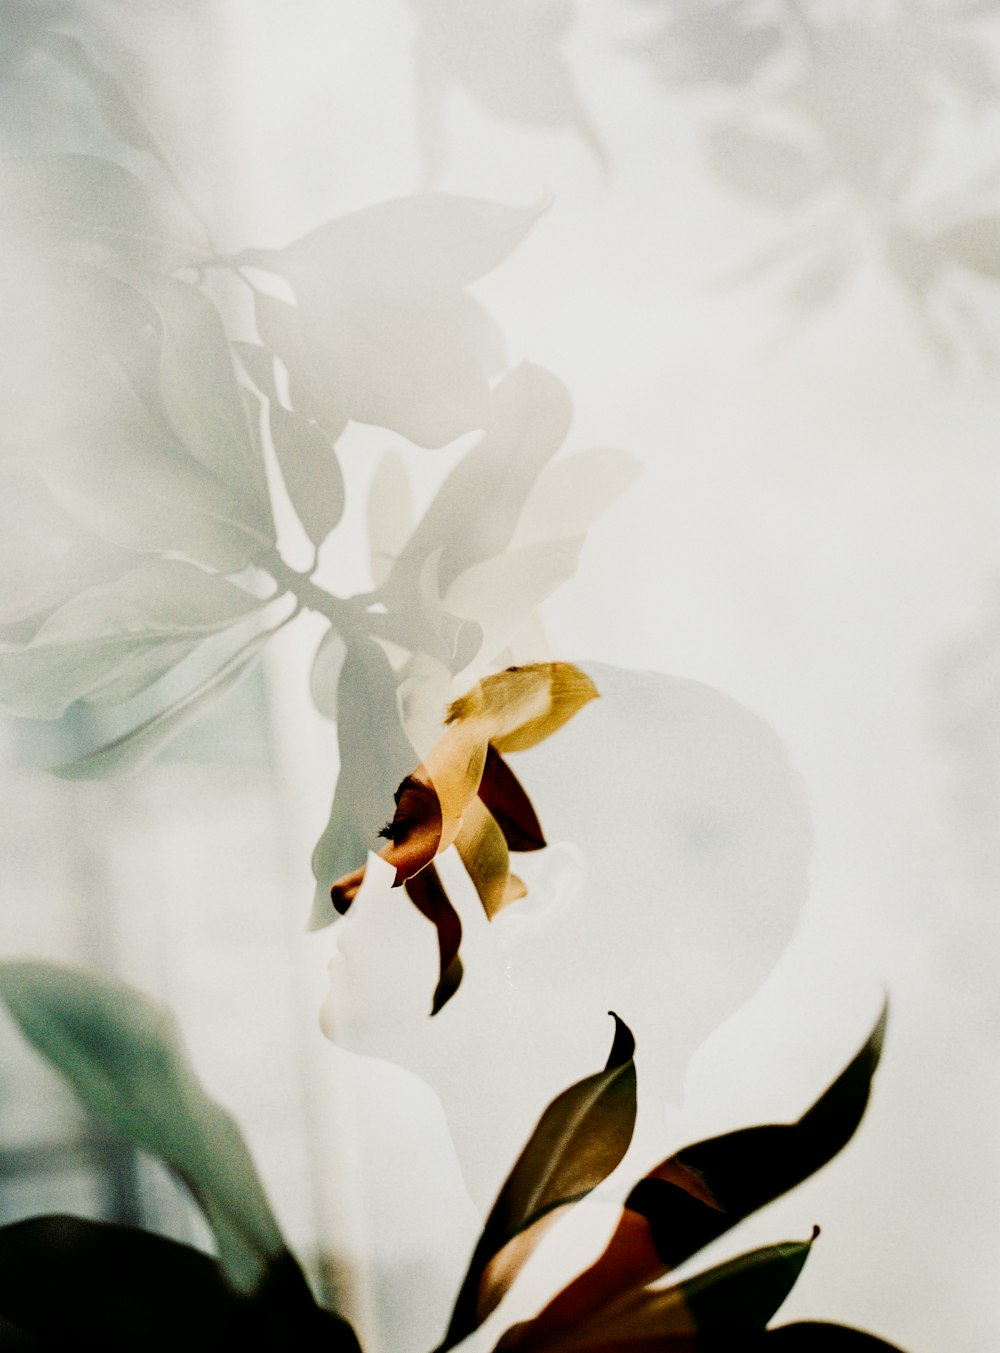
[404,863,464,1015]
[509,1007,886,1334]
[477,745,546,851]
[496,1236,816,1353]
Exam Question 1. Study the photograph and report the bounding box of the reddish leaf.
[478,745,546,851]
[439,1015,637,1351]
[497,1236,816,1353]
[517,1007,886,1333]
[405,862,464,1015]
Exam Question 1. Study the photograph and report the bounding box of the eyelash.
[379,816,416,845]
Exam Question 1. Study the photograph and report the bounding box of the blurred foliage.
[0,22,637,930]
[630,0,1000,353]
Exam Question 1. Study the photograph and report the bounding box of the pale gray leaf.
[442,536,584,665]
[269,405,345,548]
[0,153,207,271]
[511,448,642,550]
[0,560,264,719]
[367,450,414,588]
[52,630,270,779]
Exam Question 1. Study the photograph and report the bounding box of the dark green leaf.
[0,1216,361,1352]
[309,638,417,928]
[440,1014,636,1351]
[269,404,346,548]
[0,963,287,1293]
[51,630,270,779]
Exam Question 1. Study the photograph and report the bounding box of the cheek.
[318,884,442,1049]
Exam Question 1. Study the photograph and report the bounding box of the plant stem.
[261,550,363,634]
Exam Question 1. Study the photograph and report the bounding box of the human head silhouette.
[320,661,812,1208]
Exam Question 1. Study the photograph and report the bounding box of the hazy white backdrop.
[2,4,999,1353]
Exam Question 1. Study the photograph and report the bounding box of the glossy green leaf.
[0,154,206,271]
[269,403,346,547]
[0,964,286,1294]
[440,1014,636,1351]
[309,638,417,928]
[0,560,264,718]
[52,630,270,779]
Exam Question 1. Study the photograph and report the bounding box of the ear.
[493,841,588,939]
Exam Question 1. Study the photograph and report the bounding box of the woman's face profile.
[318,662,812,1090]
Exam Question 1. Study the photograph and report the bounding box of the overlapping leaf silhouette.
[490,1006,889,1353]
[495,1236,819,1353]
[0,962,360,1351]
[411,0,605,184]
[0,559,267,719]
[237,194,542,448]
